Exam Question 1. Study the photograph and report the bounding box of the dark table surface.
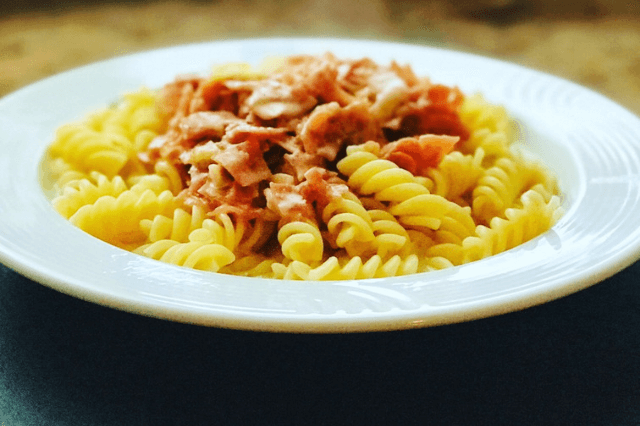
[1,258,639,425]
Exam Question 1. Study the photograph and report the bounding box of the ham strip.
[381,134,459,176]
[156,76,202,125]
[299,101,382,161]
[210,139,272,187]
[283,150,326,181]
[178,111,243,142]
[245,80,317,120]
[384,84,469,142]
[265,182,315,224]
[143,53,470,223]
[264,167,348,225]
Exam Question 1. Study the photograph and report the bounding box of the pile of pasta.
[45,54,563,280]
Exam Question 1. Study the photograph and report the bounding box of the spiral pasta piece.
[271,253,420,281]
[463,128,510,159]
[191,214,245,252]
[337,144,454,231]
[432,204,476,245]
[458,93,511,157]
[126,173,173,195]
[135,210,272,272]
[69,189,177,249]
[472,156,529,224]
[47,157,88,191]
[134,240,235,272]
[427,148,485,203]
[360,198,410,258]
[463,188,563,263]
[140,205,207,243]
[460,94,510,134]
[398,229,459,271]
[139,204,275,271]
[416,203,476,267]
[52,171,171,221]
[141,160,183,195]
[52,172,129,219]
[87,89,164,139]
[152,160,184,195]
[49,88,163,179]
[219,254,281,278]
[338,146,430,201]
[421,256,456,271]
[424,243,465,267]
[322,192,376,256]
[278,220,324,263]
[48,124,133,177]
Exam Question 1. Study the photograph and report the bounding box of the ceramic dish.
[1,38,639,332]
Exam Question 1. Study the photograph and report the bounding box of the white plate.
[1,38,639,333]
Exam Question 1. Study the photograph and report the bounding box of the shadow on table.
[0,262,639,425]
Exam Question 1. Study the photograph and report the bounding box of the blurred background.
[1,0,639,115]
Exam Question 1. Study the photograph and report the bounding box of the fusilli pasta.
[43,54,563,281]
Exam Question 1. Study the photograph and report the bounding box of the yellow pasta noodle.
[361,198,410,258]
[70,188,177,249]
[322,192,376,256]
[219,254,281,278]
[278,220,324,263]
[458,93,511,158]
[462,188,562,263]
[140,205,208,243]
[134,240,235,272]
[427,148,485,203]
[52,172,129,219]
[49,89,163,179]
[49,123,133,177]
[271,253,421,281]
[337,144,454,231]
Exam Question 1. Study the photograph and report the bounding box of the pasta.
[337,143,453,231]
[361,198,410,258]
[278,220,324,263]
[134,240,235,272]
[457,93,511,158]
[427,148,485,203]
[52,172,129,219]
[69,188,177,249]
[44,53,563,280]
[462,187,563,263]
[271,254,421,281]
[322,192,376,256]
